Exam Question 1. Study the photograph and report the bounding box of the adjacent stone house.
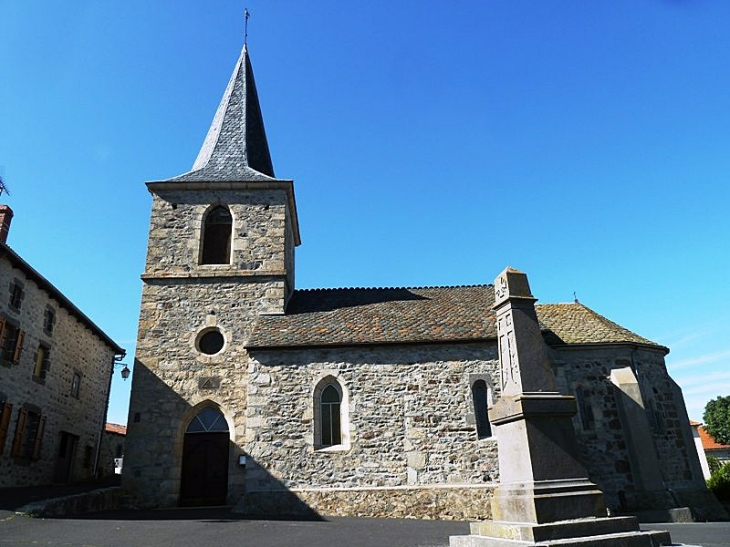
[123,42,714,519]
[0,206,125,487]
[99,423,126,477]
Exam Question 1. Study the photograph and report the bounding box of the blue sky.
[1,1,729,425]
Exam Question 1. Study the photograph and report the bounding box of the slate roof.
[247,285,664,351]
[163,45,277,183]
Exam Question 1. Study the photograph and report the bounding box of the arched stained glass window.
[472,380,492,439]
[186,408,229,434]
[320,384,341,447]
[201,206,232,265]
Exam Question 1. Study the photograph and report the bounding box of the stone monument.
[450,267,672,546]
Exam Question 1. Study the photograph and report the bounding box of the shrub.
[707,462,730,501]
[708,455,723,475]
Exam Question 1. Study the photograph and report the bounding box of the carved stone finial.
[493,267,534,308]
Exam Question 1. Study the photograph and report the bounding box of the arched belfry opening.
[201,206,232,265]
[179,407,230,506]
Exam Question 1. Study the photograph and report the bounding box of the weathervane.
[244,8,250,46]
[0,176,9,197]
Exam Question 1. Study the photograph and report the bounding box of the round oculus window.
[198,329,224,355]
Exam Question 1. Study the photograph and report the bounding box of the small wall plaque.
[198,376,221,390]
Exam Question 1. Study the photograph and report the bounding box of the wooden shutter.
[32,416,45,461]
[0,318,5,361]
[0,403,13,455]
[12,330,24,364]
[10,407,27,458]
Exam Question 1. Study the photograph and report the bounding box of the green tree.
[704,396,730,446]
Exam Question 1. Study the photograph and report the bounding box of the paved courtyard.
[0,507,729,547]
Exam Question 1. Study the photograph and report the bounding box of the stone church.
[122,42,715,520]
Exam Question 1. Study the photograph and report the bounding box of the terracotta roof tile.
[105,423,127,435]
[698,425,730,450]
[247,286,663,351]
[537,302,662,348]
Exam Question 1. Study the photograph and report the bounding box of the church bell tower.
[123,43,300,507]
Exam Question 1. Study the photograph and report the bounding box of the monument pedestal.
[449,268,672,547]
[450,517,671,546]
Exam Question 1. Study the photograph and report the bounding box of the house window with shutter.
[0,318,24,366]
[71,372,81,398]
[8,280,24,312]
[43,306,56,336]
[33,345,51,383]
[83,445,94,469]
[0,400,13,455]
[11,407,45,461]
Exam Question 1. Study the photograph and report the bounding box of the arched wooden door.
[179,408,229,506]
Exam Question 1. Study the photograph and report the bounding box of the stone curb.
[15,486,123,518]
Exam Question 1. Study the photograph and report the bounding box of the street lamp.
[115,362,131,380]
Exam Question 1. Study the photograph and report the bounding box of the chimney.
[0,205,14,243]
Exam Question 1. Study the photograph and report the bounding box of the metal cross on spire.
[244,8,250,45]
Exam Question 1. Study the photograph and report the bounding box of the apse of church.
[122,40,720,520]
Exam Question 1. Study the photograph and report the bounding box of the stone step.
[451,528,672,547]
[469,516,642,542]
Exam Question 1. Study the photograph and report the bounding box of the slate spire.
[168,44,275,182]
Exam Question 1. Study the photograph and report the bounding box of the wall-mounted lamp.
[115,362,131,381]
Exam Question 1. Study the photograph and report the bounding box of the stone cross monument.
[450,267,671,547]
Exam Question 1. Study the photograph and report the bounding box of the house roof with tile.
[536,302,660,348]
[105,423,127,436]
[246,285,664,351]
[697,425,730,451]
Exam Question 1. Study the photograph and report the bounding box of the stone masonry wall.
[99,430,125,477]
[124,185,296,507]
[241,484,495,520]
[552,345,706,512]
[145,189,290,283]
[0,256,116,487]
[244,343,501,498]
[123,280,273,506]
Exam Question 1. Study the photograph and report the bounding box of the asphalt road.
[1,508,729,547]
[0,508,469,547]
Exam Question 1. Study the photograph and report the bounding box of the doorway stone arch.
[179,404,231,506]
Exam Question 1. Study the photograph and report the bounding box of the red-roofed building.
[698,424,730,452]
[689,420,730,479]
[99,423,126,476]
